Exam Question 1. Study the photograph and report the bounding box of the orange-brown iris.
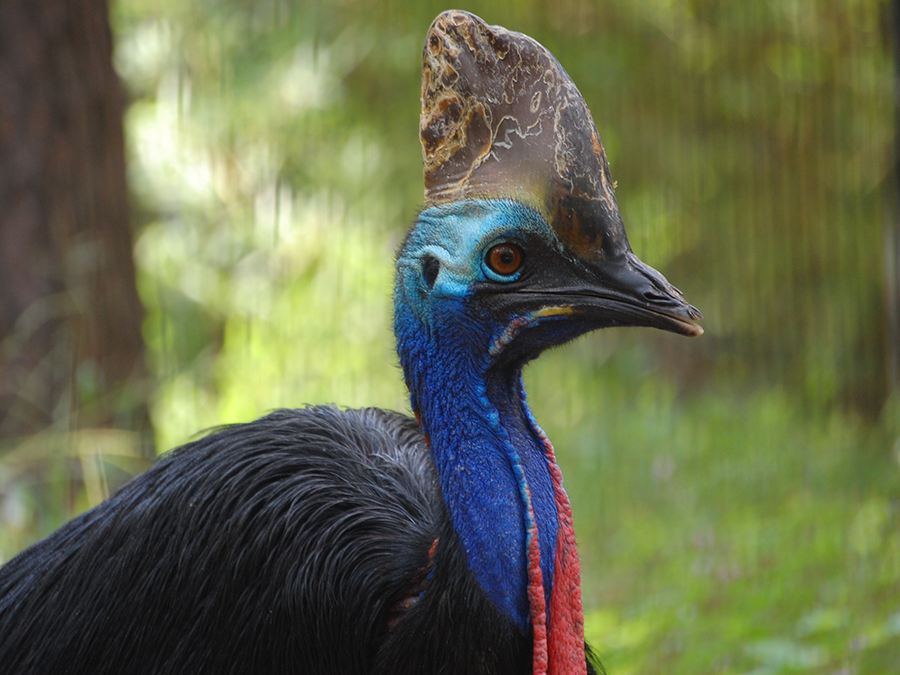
[486,243,523,276]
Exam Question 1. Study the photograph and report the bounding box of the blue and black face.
[394,198,702,375]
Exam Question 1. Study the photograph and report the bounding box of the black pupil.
[499,249,515,265]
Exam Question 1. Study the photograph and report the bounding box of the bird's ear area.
[477,244,703,338]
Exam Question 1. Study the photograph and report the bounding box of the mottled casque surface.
[420,10,629,262]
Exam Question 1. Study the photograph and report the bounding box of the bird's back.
[0,407,438,674]
[0,405,596,675]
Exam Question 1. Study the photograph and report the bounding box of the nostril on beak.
[639,278,703,321]
[640,277,683,305]
[642,288,680,307]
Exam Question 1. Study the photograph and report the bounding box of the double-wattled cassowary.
[0,10,702,675]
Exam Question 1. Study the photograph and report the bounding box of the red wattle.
[533,427,587,675]
[525,486,549,674]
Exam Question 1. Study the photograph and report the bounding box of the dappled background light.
[1,0,898,673]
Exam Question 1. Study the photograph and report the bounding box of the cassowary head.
[395,10,701,376]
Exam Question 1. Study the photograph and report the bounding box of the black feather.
[0,406,600,674]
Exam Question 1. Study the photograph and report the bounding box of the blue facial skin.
[394,199,569,631]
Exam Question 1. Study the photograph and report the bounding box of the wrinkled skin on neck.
[393,200,588,674]
[395,291,557,629]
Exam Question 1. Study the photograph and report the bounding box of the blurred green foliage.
[1,0,899,673]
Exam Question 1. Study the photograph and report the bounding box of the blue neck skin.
[394,200,560,631]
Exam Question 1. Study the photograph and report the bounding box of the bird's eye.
[485,243,523,277]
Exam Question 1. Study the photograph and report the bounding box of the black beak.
[509,249,703,339]
[579,251,704,337]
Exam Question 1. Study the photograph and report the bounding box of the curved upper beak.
[526,250,703,338]
[590,251,704,337]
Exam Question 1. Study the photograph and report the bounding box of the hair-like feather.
[0,406,601,674]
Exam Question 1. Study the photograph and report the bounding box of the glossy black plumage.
[0,406,599,674]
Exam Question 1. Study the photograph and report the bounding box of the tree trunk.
[0,0,153,480]
[888,2,900,393]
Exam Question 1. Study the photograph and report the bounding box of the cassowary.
[0,10,702,675]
